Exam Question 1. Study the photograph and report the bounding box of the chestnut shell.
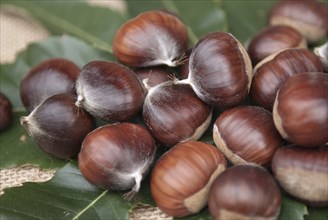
[213,105,283,166]
[113,10,188,67]
[20,58,80,112]
[188,32,252,108]
[143,82,212,147]
[20,94,95,159]
[151,141,227,217]
[272,145,328,207]
[208,164,281,220]
[0,92,13,131]
[78,123,156,192]
[273,72,328,147]
[250,48,323,111]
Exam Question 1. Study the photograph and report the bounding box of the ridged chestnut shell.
[75,61,145,122]
[20,58,80,112]
[20,94,95,159]
[213,105,283,166]
[186,32,252,108]
[269,0,328,43]
[0,92,12,131]
[272,145,328,207]
[247,25,307,66]
[273,72,328,147]
[208,164,281,220]
[78,123,156,196]
[250,48,323,111]
[143,81,212,147]
[151,141,227,217]
[113,10,188,67]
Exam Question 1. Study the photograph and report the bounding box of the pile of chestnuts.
[12,0,328,219]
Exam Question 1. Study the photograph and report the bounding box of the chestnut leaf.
[0,162,152,220]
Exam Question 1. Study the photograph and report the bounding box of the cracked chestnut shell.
[250,48,323,111]
[151,141,227,217]
[20,94,95,159]
[269,0,328,43]
[208,164,281,220]
[272,145,328,207]
[186,32,253,108]
[113,10,188,67]
[0,92,12,131]
[20,58,80,112]
[143,81,212,147]
[247,25,307,66]
[273,72,328,147]
[213,105,283,166]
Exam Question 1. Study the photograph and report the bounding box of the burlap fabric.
[0,3,172,219]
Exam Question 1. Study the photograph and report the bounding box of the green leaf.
[1,0,127,52]
[222,0,276,43]
[0,162,153,220]
[126,0,228,44]
[278,194,309,220]
[306,207,328,220]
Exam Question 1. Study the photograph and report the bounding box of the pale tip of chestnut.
[272,95,288,140]
[314,42,328,72]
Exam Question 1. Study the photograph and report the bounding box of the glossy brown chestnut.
[250,48,323,111]
[20,94,95,159]
[247,25,307,66]
[213,105,283,166]
[134,66,173,93]
[78,123,156,198]
[208,164,281,220]
[0,92,12,131]
[273,72,328,147]
[185,32,252,108]
[151,141,227,217]
[75,61,145,122]
[20,58,80,112]
[269,0,328,43]
[113,10,188,67]
[272,145,328,207]
[143,81,212,147]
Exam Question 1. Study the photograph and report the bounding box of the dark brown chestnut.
[20,94,95,159]
[273,72,328,147]
[213,105,283,166]
[20,58,80,112]
[272,145,328,207]
[247,25,307,66]
[269,0,328,43]
[143,81,212,147]
[75,61,145,122]
[250,48,324,111]
[113,10,188,67]
[134,66,173,93]
[78,123,156,199]
[0,92,13,131]
[184,32,253,108]
[208,164,281,220]
[151,141,227,217]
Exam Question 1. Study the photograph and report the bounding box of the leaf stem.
[71,190,108,220]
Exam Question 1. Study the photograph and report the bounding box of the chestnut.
[134,66,173,93]
[213,105,283,166]
[269,0,328,43]
[184,32,253,108]
[20,94,95,159]
[273,72,328,147]
[208,164,281,220]
[113,10,188,67]
[272,145,328,207]
[143,81,212,147]
[20,58,80,112]
[250,48,323,111]
[0,92,13,131]
[150,141,227,217]
[75,61,145,122]
[247,25,307,66]
[314,42,328,73]
[78,123,156,199]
